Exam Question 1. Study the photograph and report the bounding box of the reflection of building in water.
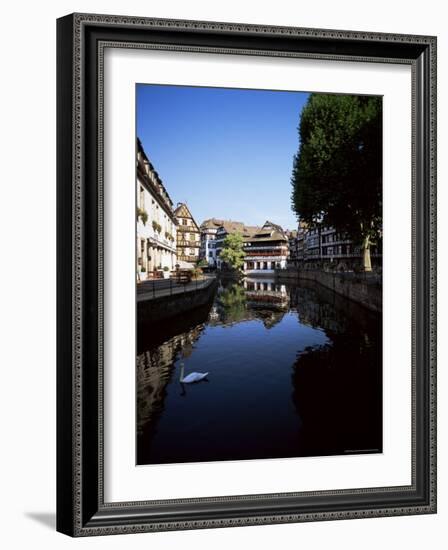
[137,323,204,435]
[290,285,345,333]
[209,280,288,329]
[290,302,382,457]
[290,284,376,335]
[208,304,220,322]
[243,277,289,311]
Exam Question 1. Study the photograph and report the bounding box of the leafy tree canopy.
[291,93,382,246]
[220,232,246,271]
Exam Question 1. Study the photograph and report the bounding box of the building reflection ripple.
[137,278,382,465]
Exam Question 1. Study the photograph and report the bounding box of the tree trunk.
[362,234,372,272]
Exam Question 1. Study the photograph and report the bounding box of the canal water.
[137,278,382,465]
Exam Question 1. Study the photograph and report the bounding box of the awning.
[176,260,195,270]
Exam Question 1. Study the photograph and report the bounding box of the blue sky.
[136,85,309,230]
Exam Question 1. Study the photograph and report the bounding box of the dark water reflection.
[137,278,382,465]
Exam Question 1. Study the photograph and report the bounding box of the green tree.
[291,93,382,271]
[220,233,245,271]
[218,283,247,324]
[197,258,209,268]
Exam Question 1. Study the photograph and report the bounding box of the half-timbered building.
[174,203,201,264]
[243,221,289,275]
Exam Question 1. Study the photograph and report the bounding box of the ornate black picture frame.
[57,13,437,536]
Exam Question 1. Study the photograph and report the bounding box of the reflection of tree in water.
[137,277,383,464]
[214,281,286,329]
[215,283,247,325]
[254,309,285,329]
[290,310,382,456]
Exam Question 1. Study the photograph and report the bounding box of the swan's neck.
[180,363,185,381]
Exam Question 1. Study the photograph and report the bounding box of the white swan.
[179,362,209,384]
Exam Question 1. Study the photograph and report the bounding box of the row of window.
[322,245,352,255]
[245,261,281,270]
[138,185,176,234]
[307,237,319,247]
[321,232,348,244]
[180,233,200,242]
[179,218,200,229]
[245,282,282,292]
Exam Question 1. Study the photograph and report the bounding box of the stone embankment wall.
[138,278,218,323]
[277,269,382,313]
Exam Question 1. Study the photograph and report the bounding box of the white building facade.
[243,221,289,275]
[136,139,177,280]
[199,218,223,267]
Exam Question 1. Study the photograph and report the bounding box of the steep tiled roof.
[137,138,175,214]
[216,220,245,234]
[243,226,260,237]
[174,202,200,231]
[264,220,284,234]
[174,203,195,219]
[214,221,261,237]
[200,218,227,230]
[246,220,288,243]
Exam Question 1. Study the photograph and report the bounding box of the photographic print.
[136,84,383,466]
[57,15,436,534]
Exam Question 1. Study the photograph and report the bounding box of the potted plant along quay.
[156,264,171,279]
